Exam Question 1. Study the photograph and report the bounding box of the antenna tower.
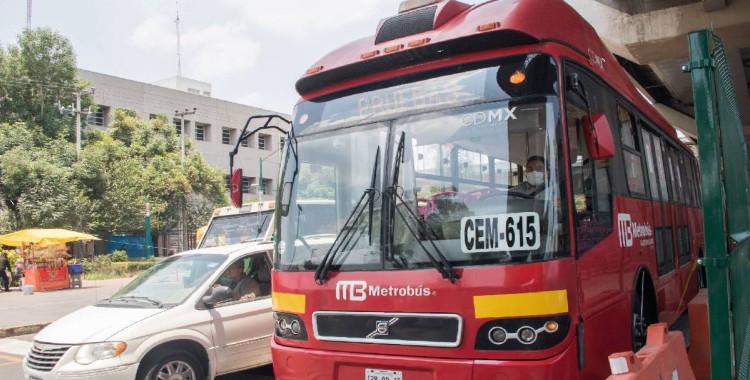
[175,0,182,76]
[27,0,32,29]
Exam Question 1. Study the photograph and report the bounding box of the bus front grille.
[313,311,462,347]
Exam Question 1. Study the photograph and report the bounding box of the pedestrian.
[0,252,12,292]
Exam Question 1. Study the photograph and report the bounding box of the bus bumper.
[272,340,579,380]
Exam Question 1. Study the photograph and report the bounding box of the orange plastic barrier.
[687,289,710,380]
[606,323,696,380]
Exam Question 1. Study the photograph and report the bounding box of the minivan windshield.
[101,254,226,307]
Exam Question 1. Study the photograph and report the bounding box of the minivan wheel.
[141,349,205,380]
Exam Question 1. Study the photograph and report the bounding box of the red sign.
[231,168,243,207]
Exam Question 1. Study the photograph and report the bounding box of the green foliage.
[0,28,92,140]
[80,255,155,280]
[0,28,226,238]
[111,250,128,262]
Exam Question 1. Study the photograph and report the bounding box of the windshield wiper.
[386,132,460,284]
[314,146,381,284]
[111,296,163,308]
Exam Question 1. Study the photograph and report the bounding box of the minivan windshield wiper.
[314,146,381,284]
[109,296,164,308]
[386,132,460,284]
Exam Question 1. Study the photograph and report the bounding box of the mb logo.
[336,281,367,301]
[618,213,633,248]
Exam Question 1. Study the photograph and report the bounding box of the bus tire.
[632,269,657,352]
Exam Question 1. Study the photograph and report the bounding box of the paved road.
[0,277,274,379]
[0,277,134,334]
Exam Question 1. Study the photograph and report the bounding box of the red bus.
[272,0,703,378]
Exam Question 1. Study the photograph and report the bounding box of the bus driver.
[510,155,548,198]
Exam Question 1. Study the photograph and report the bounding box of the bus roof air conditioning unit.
[376,0,471,45]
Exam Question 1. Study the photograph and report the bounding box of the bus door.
[646,130,680,318]
[666,146,694,304]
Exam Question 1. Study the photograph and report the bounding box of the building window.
[258,134,269,150]
[262,179,273,195]
[202,91,211,96]
[195,125,205,141]
[279,137,285,151]
[225,175,231,191]
[90,105,109,126]
[187,88,200,94]
[240,134,249,147]
[222,127,234,145]
[242,176,251,194]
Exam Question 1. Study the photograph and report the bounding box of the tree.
[80,110,227,235]
[0,28,93,140]
[0,28,227,242]
[0,123,90,230]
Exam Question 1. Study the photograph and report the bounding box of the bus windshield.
[200,210,274,248]
[277,54,567,272]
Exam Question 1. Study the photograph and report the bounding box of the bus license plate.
[366,368,403,380]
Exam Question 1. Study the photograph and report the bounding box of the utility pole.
[75,92,81,157]
[175,108,196,168]
[174,107,195,252]
[59,88,94,159]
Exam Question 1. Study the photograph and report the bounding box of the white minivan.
[23,241,274,380]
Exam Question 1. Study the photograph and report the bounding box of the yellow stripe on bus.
[272,292,306,314]
[473,290,568,319]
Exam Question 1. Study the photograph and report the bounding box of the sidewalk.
[0,276,135,338]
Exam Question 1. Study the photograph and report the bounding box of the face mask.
[527,171,545,186]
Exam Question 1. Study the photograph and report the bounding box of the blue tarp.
[107,235,151,259]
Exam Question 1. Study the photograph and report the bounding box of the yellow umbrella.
[0,228,99,247]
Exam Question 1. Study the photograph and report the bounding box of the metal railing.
[687,29,750,380]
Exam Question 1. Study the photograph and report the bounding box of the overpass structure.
[565,0,750,148]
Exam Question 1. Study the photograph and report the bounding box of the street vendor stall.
[0,229,98,291]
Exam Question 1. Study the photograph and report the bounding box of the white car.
[23,244,274,380]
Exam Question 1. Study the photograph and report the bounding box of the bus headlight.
[274,312,308,341]
[475,315,570,351]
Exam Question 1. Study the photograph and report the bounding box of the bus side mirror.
[582,113,614,160]
[231,168,243,208]
[280,181,293,216]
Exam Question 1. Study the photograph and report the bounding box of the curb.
[0,323,50,339]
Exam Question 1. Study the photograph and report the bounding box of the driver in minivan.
[220,261,260,301]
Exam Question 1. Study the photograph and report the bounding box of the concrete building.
[565,0,750,145]
[78,70,289,253]
[79,70,289,201]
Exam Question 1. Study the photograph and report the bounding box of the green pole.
[259,157,264,198]
[145,203,154,258]
[687,30,733,379]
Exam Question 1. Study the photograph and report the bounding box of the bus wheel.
[631,271,654,352]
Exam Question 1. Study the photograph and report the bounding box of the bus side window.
[617,105,647,196]
[565,69,613,255]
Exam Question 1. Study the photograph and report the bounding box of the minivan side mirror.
[582,113,615,160]
[201,286,233,307]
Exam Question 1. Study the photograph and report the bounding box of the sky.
[0,0,482,115]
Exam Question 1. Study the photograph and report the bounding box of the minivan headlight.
[75,342,127,365]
